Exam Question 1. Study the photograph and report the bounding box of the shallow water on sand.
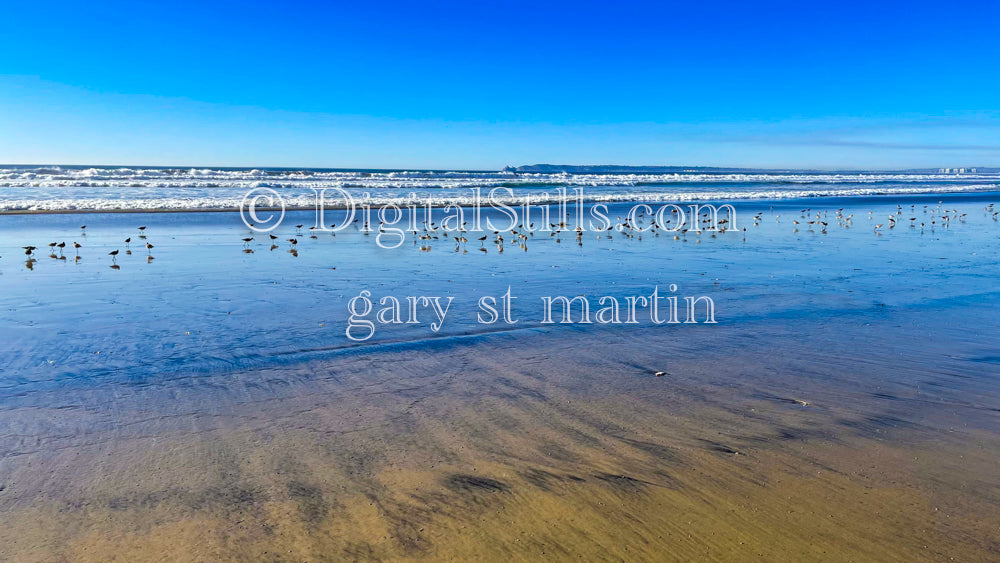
[0,194,998,561]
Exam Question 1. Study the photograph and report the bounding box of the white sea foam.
[0,166,996,212]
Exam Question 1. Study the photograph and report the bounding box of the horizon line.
[1,163,995,173]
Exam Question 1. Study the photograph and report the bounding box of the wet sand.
[1,196,998,562]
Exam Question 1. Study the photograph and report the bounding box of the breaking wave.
[0,166,996,212]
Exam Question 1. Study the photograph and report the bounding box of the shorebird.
[145,242,154,253]
[56,242,66,254]
[108,249,119,261]
[241,237,253,246]
[125,237,131,247]
[23,246,36,256]
[138,226,147,233]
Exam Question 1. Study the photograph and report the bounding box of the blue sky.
[1,0,998,169]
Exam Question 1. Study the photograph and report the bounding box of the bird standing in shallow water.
[145,242,154,254]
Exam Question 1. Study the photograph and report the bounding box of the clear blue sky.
[1,0,998,169]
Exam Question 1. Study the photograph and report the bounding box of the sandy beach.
[1,193,998,562]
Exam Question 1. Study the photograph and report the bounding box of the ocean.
[0,165,997,211]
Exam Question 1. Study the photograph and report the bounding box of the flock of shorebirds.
[235,202,997,255]
[237,208,742,256]
[17,225,156,270]
[776,202,995,235]
[5,203,996,268]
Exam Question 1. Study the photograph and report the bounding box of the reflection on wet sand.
[1,196,998,561]
[1,311,997,562]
